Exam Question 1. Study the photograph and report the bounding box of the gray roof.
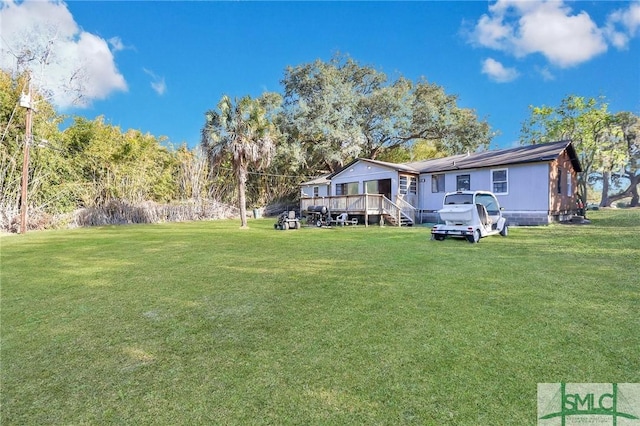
[300,173,331,186]
[304,141,581,186]
[405,140,582,173]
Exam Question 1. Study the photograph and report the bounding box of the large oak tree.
[281,55,493,173]
[521,95,638,207]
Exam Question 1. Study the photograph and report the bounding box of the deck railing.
[394,196,417,225]
[300,194,416,226]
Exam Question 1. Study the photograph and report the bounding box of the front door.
[379,179,391,200]
[399,175,417,206]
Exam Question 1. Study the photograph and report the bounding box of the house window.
[567,171,572,196]
[313,186,319,197]
[410,177,417,194]
[336,182,359,195]
[365,180,378,194]
[456,174,470,191]
[491,169,508,194]
[399,176,417,195]
[431,174,445,193]
[557,166,562,194]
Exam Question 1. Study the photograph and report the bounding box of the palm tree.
[201,95,276,228]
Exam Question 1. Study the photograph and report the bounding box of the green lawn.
[1,210,638,425]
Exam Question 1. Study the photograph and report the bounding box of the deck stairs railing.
[300,194,415,226]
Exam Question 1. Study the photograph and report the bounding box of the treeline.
[1,72,246,231]
[2,56,638,232]
[1,56,494,232]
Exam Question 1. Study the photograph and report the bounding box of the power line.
[216,166,322,182]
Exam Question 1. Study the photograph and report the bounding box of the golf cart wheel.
[283,222,289,230]
[467,229,480,244]
[500,225,508,237]
[316,220,322,227]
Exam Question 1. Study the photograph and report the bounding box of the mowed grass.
[1,210,638,425]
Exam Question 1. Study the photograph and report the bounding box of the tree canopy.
[521,95,639,207]
[281,56,493,173]
[3,58,638,232]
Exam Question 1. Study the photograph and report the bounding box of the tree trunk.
[604,173,640,207]
[630,183,639,206]
[599,171,610,207]
[579,179,588,214]
[237,167,248,228]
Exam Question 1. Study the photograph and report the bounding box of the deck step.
[383,213,414,227]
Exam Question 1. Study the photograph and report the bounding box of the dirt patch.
[560,216,591,225]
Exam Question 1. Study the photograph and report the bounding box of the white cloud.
[516,3,607,67]
[605,2,640,49]
[536,66,555,82]
[0,0,127,108]
[481,58,519,82]
[143,68,166,96]
[472,13,514,50]
[108,37,127,52]
[469,0,613,68]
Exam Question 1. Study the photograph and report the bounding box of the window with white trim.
[491,169,508,194]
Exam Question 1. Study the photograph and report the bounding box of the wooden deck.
[300,194,416,226]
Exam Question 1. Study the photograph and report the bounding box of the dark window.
[557,166,562,194]
[444,193,473,204]
[337,182,359,195]
[456,174,470,191]
[313,186,319,197]
[431,174,445,193]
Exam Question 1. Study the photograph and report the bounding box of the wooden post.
[19,75,33,234]
[364,191,369,227]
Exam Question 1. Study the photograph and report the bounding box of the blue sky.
[2,0,639,150]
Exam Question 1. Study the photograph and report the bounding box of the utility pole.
[19,73,33,234]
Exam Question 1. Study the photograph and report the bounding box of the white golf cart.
[431,190,508,243]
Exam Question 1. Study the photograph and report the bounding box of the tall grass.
[1,209,638,424]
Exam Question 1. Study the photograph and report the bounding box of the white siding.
[498,163,549,211]
[419,163,550,212]
[331,161,398,198]
[300,184,330,198]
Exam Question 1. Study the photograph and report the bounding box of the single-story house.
[300,173,331,198]
[300,140,582,226]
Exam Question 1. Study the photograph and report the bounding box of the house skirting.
[502,211,552,226]
[505,210,579,225]
[418,210,578,226]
